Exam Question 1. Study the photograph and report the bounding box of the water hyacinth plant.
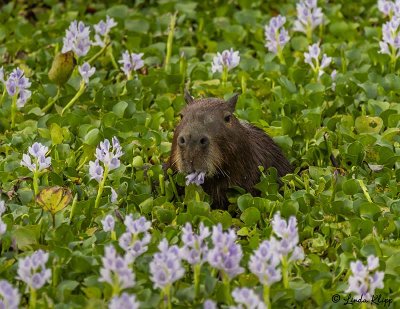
[378,0,400,17]
[119,215,152,263]
[90,16,118,66]
[20,142,51,196]
[0,200,6,236]
[61,62,95,115]
[207,224,244,304]
[379,16,400,71]
[0,280,20,309]
[264,15,290,64]
[293,0,324,42]
[99,245,135,296]
[180,222,210,296]
[1,67,32,128]
[0,1,399,308]
[119,51,144,80]
[17,250,51,309]
[108,292,140,309]
[211,48,240,85]
[231,287,266,309]
[304,43,332,81]
[185,171,206,186]
[150,238,185,309]
[345,255,384,301]
[89,137,123,209]
[62,20,91,57]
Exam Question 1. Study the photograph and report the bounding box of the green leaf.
[342,179,359,195]
[240,207,261,226]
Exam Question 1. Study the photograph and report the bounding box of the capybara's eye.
[179,113,184,120]
[224,114,231,123]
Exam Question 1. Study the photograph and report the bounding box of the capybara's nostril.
[178,135,186,147]
[199,136,209,147]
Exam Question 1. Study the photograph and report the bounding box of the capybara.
[168,91,293,208]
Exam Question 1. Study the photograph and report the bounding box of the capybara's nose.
[178,134,186,147]
[178,133,209,148]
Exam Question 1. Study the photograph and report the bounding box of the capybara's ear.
[226,93,239,111]
[184,89,195,105]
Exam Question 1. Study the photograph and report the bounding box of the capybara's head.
[170,91,240,178]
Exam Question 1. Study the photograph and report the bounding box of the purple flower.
[149,238,185,290]
[95,137,124,171]
[93,16,117,47]
[379,17,400,57]
[207,224,244,279]
[211,48,240,73]
[331,69,337,91]
[20,142,51,173]
[0,280,20,309]
[180,222,210,265]
[378,0,395,16]
[111,187,118,203]
[304,43,332,79]
[0,219,6,235]
[89,159,104,182]
[119,51,144,78]
[345,255,384,300]
[5,67,32,108]
[204,299,217,309]
[248,240,282,286]
[264,15,290,54]
[293,0,323,37]
[99,245,135,290]
[17,250,51,290]
[0,200,5,215]
[185,171,205,186]
[109,292,140,309]
[119,215,152,263]
[231,287,266,309]
[78,62,96,84]
[62,20,91,57]
[101,214,115,232]
[271,212,305,262]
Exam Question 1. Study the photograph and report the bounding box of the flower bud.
[48,51,76,86]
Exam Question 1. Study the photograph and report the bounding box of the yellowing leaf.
[36,186,72,215]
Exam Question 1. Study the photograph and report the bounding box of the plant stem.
[0,88,6,107]
[88,42,110,65]
[165,12,177,72]
[33,170,39,197]
[61,81,86,115]
[222,66,228,87]
[42,86,61,113]
[358,179,372,203]
[306,25,313,43]
[263,284,271,309]
[94,165,109,209]
[162,284,172,309]
[241,74,247,93]
[168,173,181,203]
[159,174,165,196]
[193,263,201,298]
[69,194,78,224]
[281,256,289,289]
[51,213,56,228]
[107,45,119,70]
[29,287,37,309]
[222,271,233,305]
[11,93,18,129]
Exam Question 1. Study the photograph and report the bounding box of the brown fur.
[167,93,293,208]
